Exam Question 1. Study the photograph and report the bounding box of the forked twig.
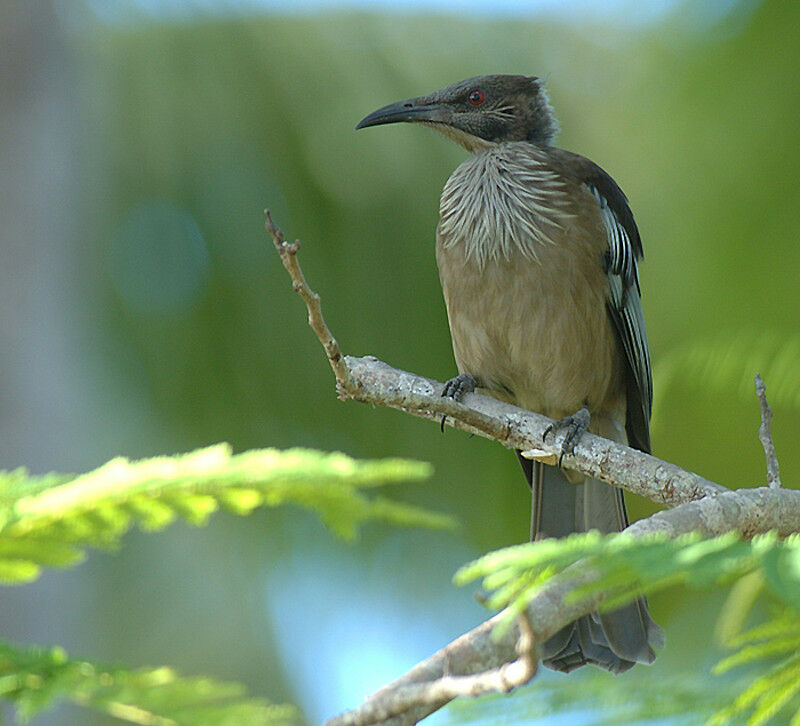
[264,211,725,507]
[326,614,538,726]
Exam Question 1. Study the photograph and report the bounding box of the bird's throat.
[437,142,575,269]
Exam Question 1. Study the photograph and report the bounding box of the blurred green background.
[1,0,799,723]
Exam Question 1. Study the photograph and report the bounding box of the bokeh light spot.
[108,201,209,315]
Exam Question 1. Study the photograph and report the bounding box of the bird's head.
[356,75,559,152]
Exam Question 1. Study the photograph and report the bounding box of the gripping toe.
[543,406,591,466]
[441,373,476,401]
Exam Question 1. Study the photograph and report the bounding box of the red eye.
[468,90,484,106]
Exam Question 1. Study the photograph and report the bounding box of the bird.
[356,75,664,673]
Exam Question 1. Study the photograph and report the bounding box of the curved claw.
[543,407,591,467]
[441,373,476,400]
[440,373,477,432]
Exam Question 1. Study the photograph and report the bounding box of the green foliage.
[709,613,800,726]
[457,532,763,628]
[654,331,800,417]
[0,444,449,584]
[0,444,449,722]
[456,532,800,724]
[0,640,299,725]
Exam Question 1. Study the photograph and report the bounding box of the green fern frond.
[456,531,800,725]
[0,640,298,725]
[713,636,800,675]
[721,611,800,651]
[708,584,800,726]
[0,445,451,584]
[708,612,800,724]
[747,656,800,726]
[456,531,800,636]
[708,651,800,726]
[707,673,776,726]
[716,572,766,645]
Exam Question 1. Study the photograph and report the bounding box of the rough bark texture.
[344,355,726,507]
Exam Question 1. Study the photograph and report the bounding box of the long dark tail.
[517,453,664,673]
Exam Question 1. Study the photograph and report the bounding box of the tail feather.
[516,452,663,673]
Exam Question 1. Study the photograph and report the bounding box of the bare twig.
[755,374,782,489]
[265,210,353,391]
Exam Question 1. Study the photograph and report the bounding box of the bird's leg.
[440,373,477,431]
[543,406,591,467]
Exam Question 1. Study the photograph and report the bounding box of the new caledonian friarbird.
[357,75,664,673]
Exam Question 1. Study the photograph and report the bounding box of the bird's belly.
[436,242,624,422]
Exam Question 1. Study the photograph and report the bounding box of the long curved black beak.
[356,98,444,130]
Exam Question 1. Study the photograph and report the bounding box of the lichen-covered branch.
[344,355,726,507]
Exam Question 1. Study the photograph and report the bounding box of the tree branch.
[325,486,800,726]
[264,212,799,726]
[266,210,353,390]
[264,211,725,509]
[327,614,539,726]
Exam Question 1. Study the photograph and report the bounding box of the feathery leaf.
[0,640,298,725]
[0,445,449,584]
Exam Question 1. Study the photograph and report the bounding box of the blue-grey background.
[1,0,799,723]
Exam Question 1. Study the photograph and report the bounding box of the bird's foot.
[442,373,476,400]
[543,406,590,466]
[440,373,476,432]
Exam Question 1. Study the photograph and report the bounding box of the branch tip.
[324,609,540,726]
[754,374,781,488]
[265,210,352,390]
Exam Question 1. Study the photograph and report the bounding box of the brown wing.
[546,148,652,453]
[587,176,651,453]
